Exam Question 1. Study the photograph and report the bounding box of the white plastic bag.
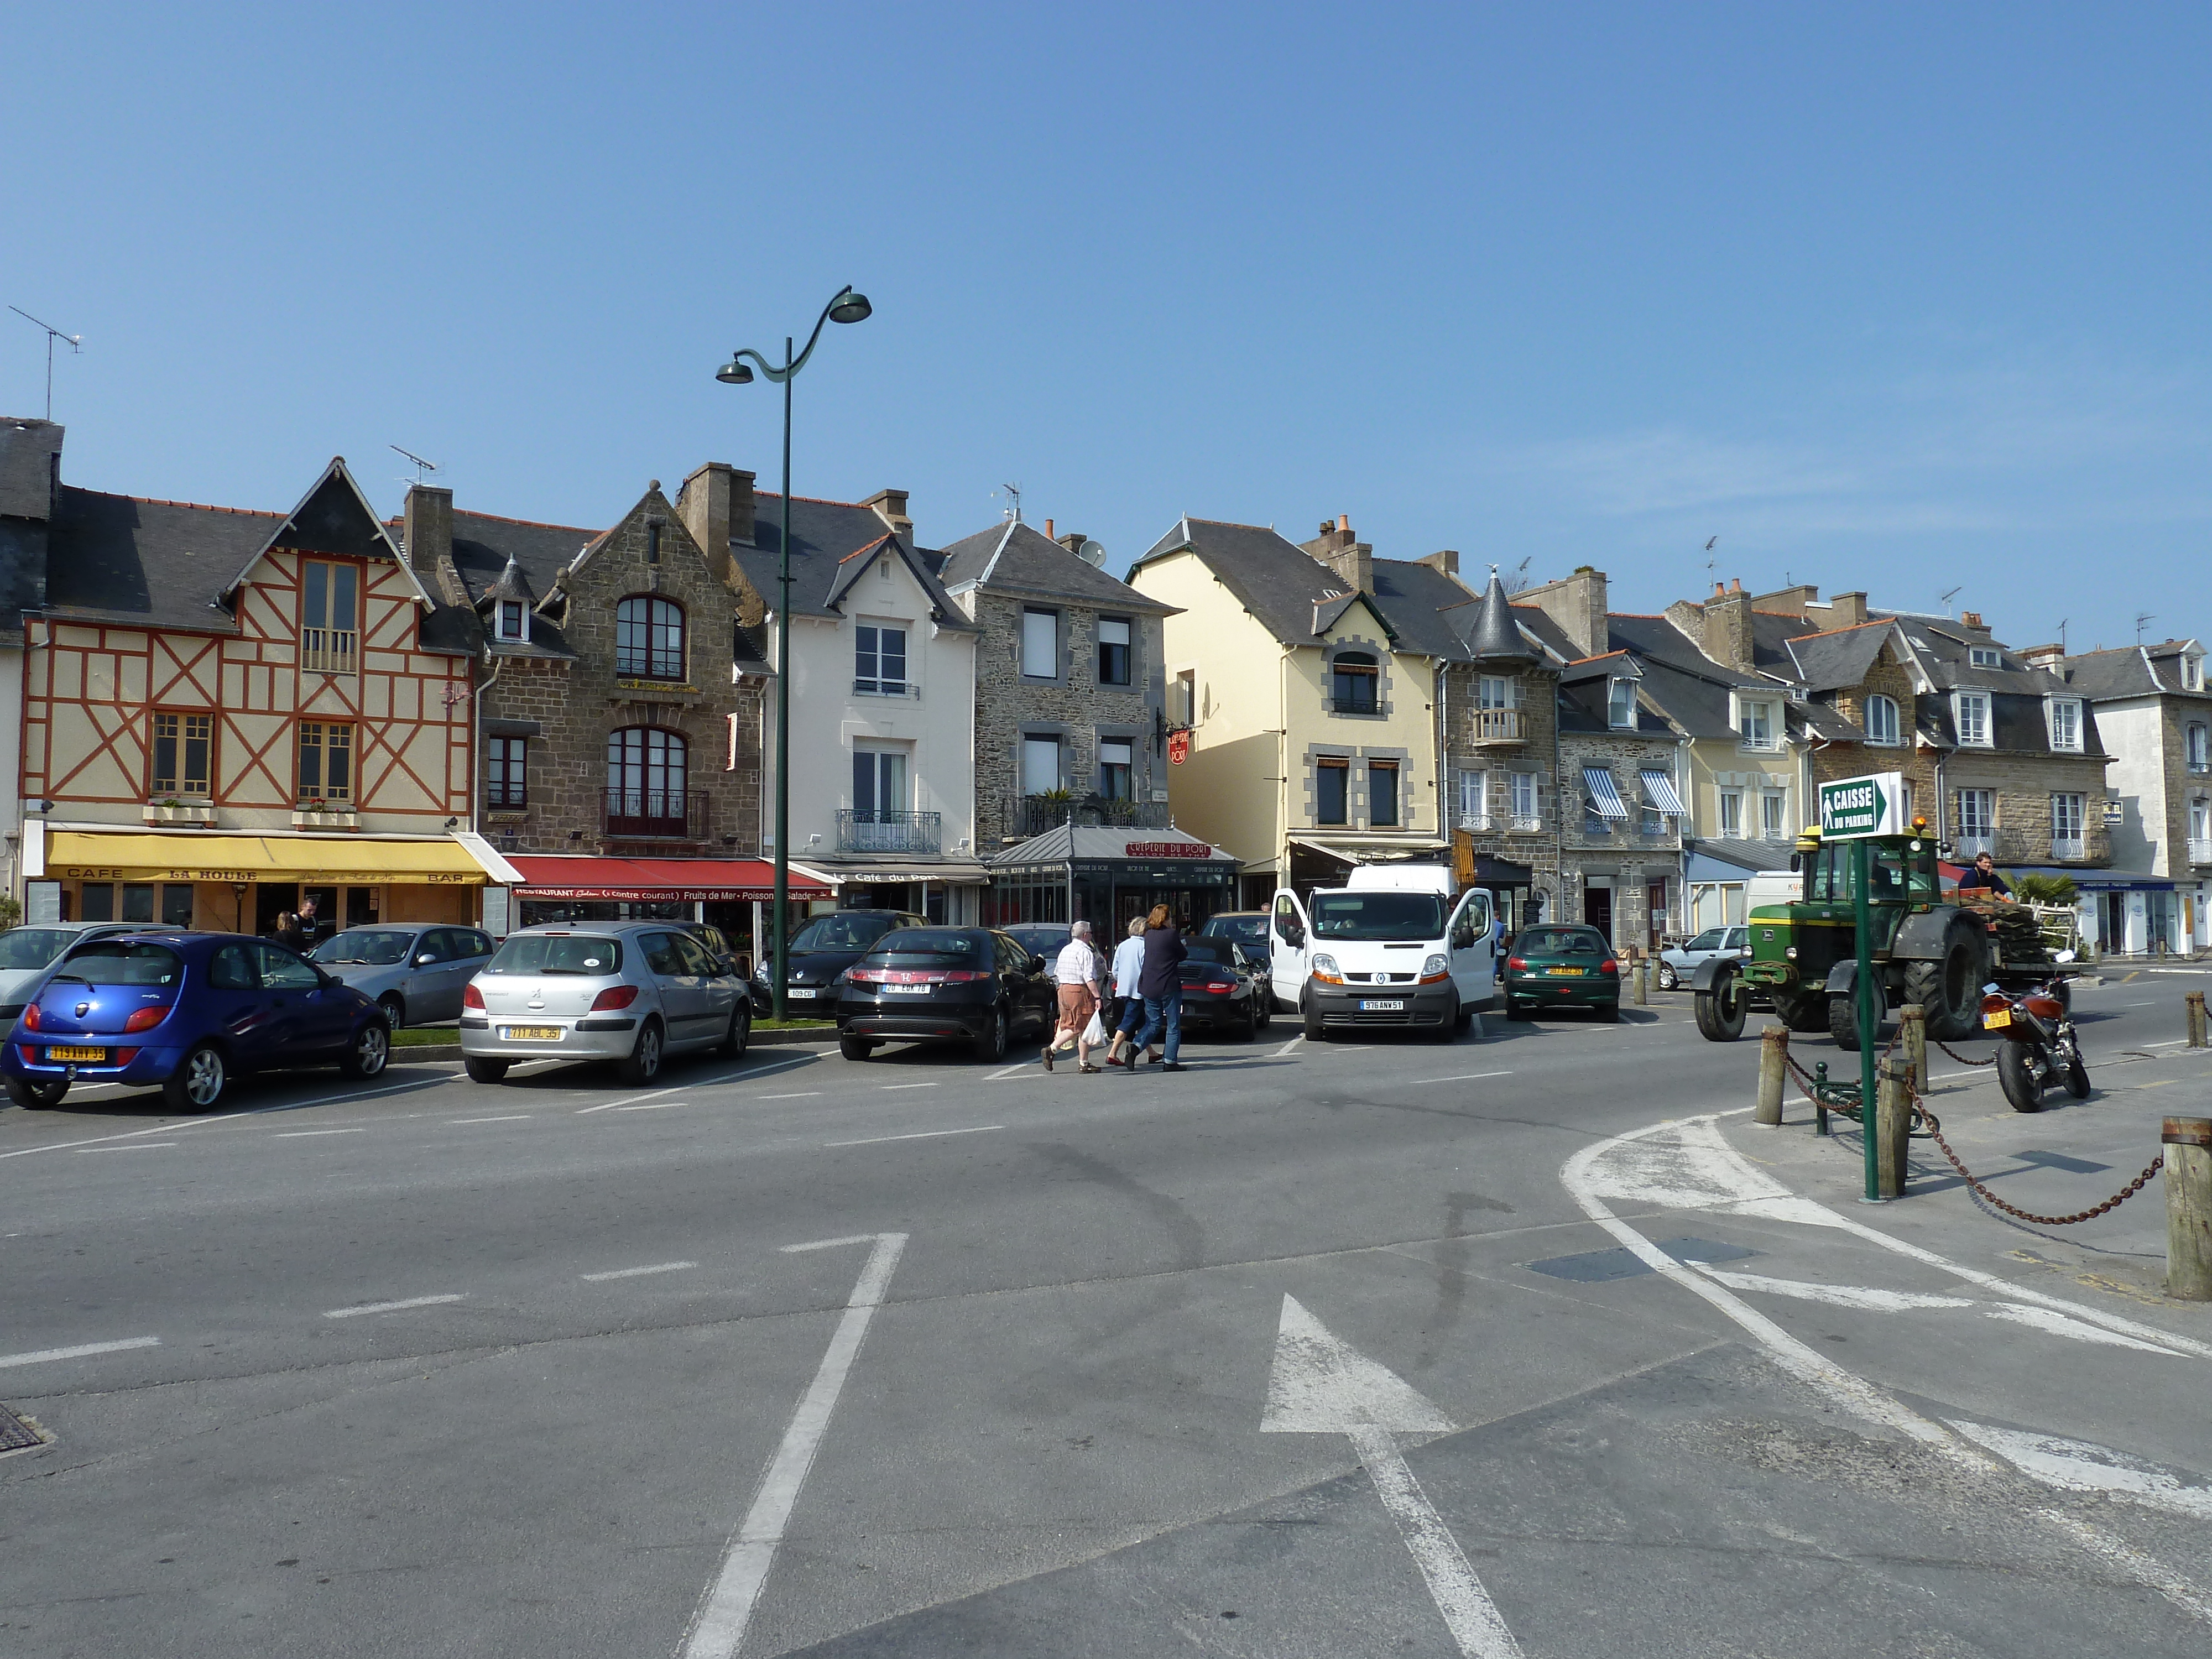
[1082,1009,1107,1046]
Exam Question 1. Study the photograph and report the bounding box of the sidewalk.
[1723,1039,2212,1307]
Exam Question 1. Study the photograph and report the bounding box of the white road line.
[1694,1266,1974,1312]
[273,1127,369,1138]
[615,1100,690,1112]
[77,1141,179,1152]
[759,1092,822,1100]
[581,1261,696,1282]
[984,1061,1031,1080]
[322,1293,467,1319]
[575,1055,820,1114]
[450,1114,533,1124]
[1409,1071,1514,1085]
[880,1082,938,1091]
[825,1125,1004,1148]
[0,1336,161,1370]
[0,1077,453,1161]
[679,1232,907,1659]
[1272,1034,1305,1058]
[1352,1425,1525,1658]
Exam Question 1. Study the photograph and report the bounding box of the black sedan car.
[753,910,925,1012]
[1174,936,1272,1039]
[834,927,1055,1062]
[1197,910,1272,970]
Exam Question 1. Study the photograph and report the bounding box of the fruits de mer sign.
[1818,771,1907,840]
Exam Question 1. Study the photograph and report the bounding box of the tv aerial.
[390,444,442,487]
[993,482,1022,522]
[1938,585,1963,616]
[8,305,81,421]
[2136,611,2156,645]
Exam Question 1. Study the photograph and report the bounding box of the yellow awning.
[47,831,487,886]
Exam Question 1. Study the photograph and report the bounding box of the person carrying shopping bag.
[1129,904,1188,1072]
[1042,920,1106,1073]
[1104,916,1152,1068]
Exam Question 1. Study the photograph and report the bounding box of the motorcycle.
[1980,973,2090,1113]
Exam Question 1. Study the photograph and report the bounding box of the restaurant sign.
[1123,841,1213,859]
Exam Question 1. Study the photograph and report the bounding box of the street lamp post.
[716,285,872,1022]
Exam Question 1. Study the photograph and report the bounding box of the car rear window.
[865,930,985,966]
[0,927,83,971]
[791,914,898,951]
[311,930,414,966]
[1183,938,1238,966]
[1203,916,1267,943]
[484,935,623,976]
[51,941,185,987]
[1517,928,1605,955]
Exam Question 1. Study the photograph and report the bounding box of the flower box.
[291,808,360,830]
[143,802,218,826]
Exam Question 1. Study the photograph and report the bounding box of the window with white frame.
[1969,645,2001,668]
[1957,787,1995,851]
[853,745,909,820]
[1478,676,1515,709]
[2188,722,2210,773]
[1736,696,1776,749]
[1095,617,1131,686]
[1021,608,1058,679]
[1761,790,1788,839]
[1509,770,1538,826]
[1020,735,1062,796]
[1458,769,1485,826]
[2047,698,2082,752]
[1954,691,1991,747]
[2051,792,2086,857]
[1718,789,1743,837]
[1864,693,1899,745]
[2189,797,2210,854]
[1097,738,1133,801]
[2183,654,2205,692]
[1608,679,1635,728]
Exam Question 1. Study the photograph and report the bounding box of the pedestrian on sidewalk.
[1105,916,1152,1068]
[1130,904,1187,1072]
[1043,920,1105,1073]
[274,912,309,953]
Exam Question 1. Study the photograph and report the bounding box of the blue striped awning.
[1640,769,1687,816]
[1582,765,1630,820]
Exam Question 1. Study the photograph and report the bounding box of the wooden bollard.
[1876,1050,1912,1199]
[1755,1024,1787,1126]
[1632,956,1648,1006]
[1900,1003,1928,1094]
[2165,1118,2212,1301]
[2187,992,2208,1050]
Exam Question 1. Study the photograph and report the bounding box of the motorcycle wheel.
[1997,1041,2044,1113]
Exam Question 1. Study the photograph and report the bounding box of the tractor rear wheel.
[1772,986,1829,1034]
[1905,920,1988,1041]
[1827,990,1876,1051]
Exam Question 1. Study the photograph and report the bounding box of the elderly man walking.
[1042,920,1106,1073]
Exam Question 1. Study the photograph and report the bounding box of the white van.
[1269,865,1493,1041]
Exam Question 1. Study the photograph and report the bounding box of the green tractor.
[1692,823,2037,1048]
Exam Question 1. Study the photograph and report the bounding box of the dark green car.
[1501,926,1621,1021]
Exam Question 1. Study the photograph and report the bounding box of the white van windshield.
[1310,893,1448,941]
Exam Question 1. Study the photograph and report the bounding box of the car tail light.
[936,971,990,983]
[16,1045,34,1063]
[462,983,485,1009]
[123,1005,170,1034]
[590,984,640,1011]
[1505,956,1527,972]
[1600,959,1619,976]
[114,1048,140,1065]
[1204,978,1236,994]
[846,966,884,984]
[21,1004,40,1031]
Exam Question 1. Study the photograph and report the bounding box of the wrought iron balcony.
[2050,837,2087,862]
[604,788,709,841]
[1466,707,1525,744]
[837,809,942,854]
[1010,795,1173,837]
[1326,693,1387,716]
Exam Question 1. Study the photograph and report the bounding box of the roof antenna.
[9,305,81,421]
[2136,611,2155,646]
[1702,535,1718,584]
[390,444,442,488]
[993,482,1022,523]
[2055,618,2067,655]
[1937,585,1963,617]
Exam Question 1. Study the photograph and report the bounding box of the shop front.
[506,854,833,970]
[25,828,505,941]
[984,825,1238,932]
[1451,839,1537,941]
[1284,832,1452,902]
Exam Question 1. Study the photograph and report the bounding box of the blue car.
[2,932,390,1114]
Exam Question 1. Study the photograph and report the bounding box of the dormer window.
[2184,654,2205,692]
[2046,697,2082,752]
[1608,679,1635,729]
[496,601,528,642]
[1734,693,1776,749]
[1954,690,1991,747]
[1970,645,2001,669]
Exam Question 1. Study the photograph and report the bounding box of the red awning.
[507,855,830,903]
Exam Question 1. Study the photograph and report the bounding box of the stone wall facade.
[479,488,763,855]
[1557,729,1686,946]
[1442,660,1562,916]
[968,589,1165,847]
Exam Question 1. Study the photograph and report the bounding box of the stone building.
[2046,638,2211,953]
[935,518,1177,852]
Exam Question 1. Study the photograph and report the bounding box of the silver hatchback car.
[459,922,752,1085]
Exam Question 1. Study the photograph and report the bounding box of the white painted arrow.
[1948,1420,2212,1520]
[1262,1295,1524,1659]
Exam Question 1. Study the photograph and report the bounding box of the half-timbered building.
[11,422,510,935]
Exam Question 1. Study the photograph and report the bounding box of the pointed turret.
[1467,567,1530,663]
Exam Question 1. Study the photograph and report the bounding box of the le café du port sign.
[1817,771,1908,841]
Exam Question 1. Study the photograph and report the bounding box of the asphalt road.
[4,972,2210,1657]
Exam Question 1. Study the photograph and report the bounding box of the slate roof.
[1783,619,1895,692]
[984,821,1229,869]
[727,493,973,625]
[2057,644,2212,703]
[45,488,280,630]
[1365,557,1474,659]
[1557,673,1675,738]
[1132,517,1359,645]
[1460,570,1531,664]
[936,519,1173,614]
[441,509,601,660]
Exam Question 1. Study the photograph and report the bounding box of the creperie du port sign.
[1818,771,1906,840]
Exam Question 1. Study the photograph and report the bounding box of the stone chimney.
[1519,565,1609,660]
[677,463,755,577]
[1751,582,1819,619]
[1958,610,1991,638]
[404,483,452,574]
[1823,591,1869,629]
[1705,578,1755,671]
[862,488,912,541]
[1418,549,1460,578]
[1300,513,1371,595]
[1057,530,1087,555]
[2020,642,2067,672]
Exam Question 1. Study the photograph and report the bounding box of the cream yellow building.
[1129,515,1462,906]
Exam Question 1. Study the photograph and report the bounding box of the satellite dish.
[1077,539,1108,568]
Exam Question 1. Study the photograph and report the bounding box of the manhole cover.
[0,1402,46,1453]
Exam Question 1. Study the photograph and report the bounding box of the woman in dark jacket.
[1130,904,1187,1072]
[274,912,309,954]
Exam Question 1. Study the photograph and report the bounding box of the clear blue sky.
[6,3,2207,653]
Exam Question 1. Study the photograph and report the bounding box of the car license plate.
[502,1026,564,1041]
[882,984,930,995]
[786,987,817,999]
[45,1045,107,1063]
[1359,999,1405,1012]
[1983,1009,2011,1030]
[1546,967,1583,976]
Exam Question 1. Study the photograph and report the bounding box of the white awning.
[1582,766,1630,820]
[1639,769,1688,816]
